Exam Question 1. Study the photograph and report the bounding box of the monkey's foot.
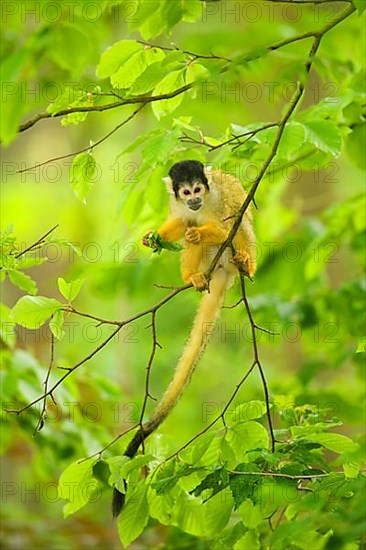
[185,227,201,244]
[230,252,252,277]
[190,272,209,292]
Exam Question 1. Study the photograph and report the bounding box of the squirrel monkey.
[112,160,256,517]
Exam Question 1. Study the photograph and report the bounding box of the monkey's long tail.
[112,268,232,517]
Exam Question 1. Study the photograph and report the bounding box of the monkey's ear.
[162,176,174,195]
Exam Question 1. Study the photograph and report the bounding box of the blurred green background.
[1,1,365,548]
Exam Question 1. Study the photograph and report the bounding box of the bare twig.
[1,224,59,272]
[33,330,55,435]
[205,2,356,279]
[17,104,146,174]
[180,122,279,153]
[137,39,231,62]
[15,225,59,259]
[239,271,276,451]
[229,470,332,480]
[139,311,160,452]
[18,84,192,133]
[12,3,355,436]
[158,362,258,466]
[9,284,191,418]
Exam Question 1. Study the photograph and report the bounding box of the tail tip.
[112,487,125,518]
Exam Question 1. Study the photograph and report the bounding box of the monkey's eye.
[183,190,190,196]
[194,187,201,194]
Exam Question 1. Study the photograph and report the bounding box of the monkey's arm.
[185,223,227,245]
[158,218,186,242]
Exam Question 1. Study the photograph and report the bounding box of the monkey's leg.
[232,226,257,277]
[181,245,208,291]
[158,218,186,242]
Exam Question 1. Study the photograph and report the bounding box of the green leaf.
[278,122,306,158]
[58,458,101,517]
[226,421,269,458]
[96,40,142,78]
[304,120,342,156]
[58,278,85,302]
[204,491,233,537]
[11,296,63,329]
[356,337,366,353]
[0,302,16,348]
[120,454,154,478]
[238,499,262,529]
[50,24,92,76]
[7,269,37,295]
[111,47,165,90]
[234,530,260,550]
[117,481,149,548]
[304,433,359,454]
[107,456,130,491]
[49,309,65,341]
[152,70,186,119]
[229,465,261,508]
[352,0,366,14]
[192,468,228,498]
[343,462,360,479]
[233,401,269,422]
[179,431,216,464]
[129,0,162,33]
[186,62,209,84]
[0,49,29,145]
[70,152,97,203]
[133,61,171,95]
[346,123,366,170]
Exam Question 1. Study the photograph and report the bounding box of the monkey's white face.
[177,182,207,211]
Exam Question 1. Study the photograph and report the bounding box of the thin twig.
[85,424,140,461]
[33,330,55,435]
[18,84,192,133]
[156,362,258,467]
[137,40,231,62]
[17,104,146,174]
[18,9,353,137]
[180,123,279,153]
[15,225,59,258]
[239,272,276,452]
[9,284,191,418]
[139,311,160,452]
[229,470,332,480]
[64,306,121,326]
[12,3,355,435]
[1,224,59,272]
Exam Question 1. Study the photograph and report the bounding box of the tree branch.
[17,104,147,174]
[10,3,355,434]
[9,284,191,419]
[205,2,355,279]
[238,271,276,452]
[18,84,192,134]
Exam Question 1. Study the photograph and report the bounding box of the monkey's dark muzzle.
[187,199,202,211]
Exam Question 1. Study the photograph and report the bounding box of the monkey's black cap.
[168,160,209,198]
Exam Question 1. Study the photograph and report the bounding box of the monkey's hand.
[142,231,161,252]
[185,227,201,244]
[142,231,183,254]
[189,272,209,292]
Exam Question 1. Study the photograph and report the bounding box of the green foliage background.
[1,1,365,549]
